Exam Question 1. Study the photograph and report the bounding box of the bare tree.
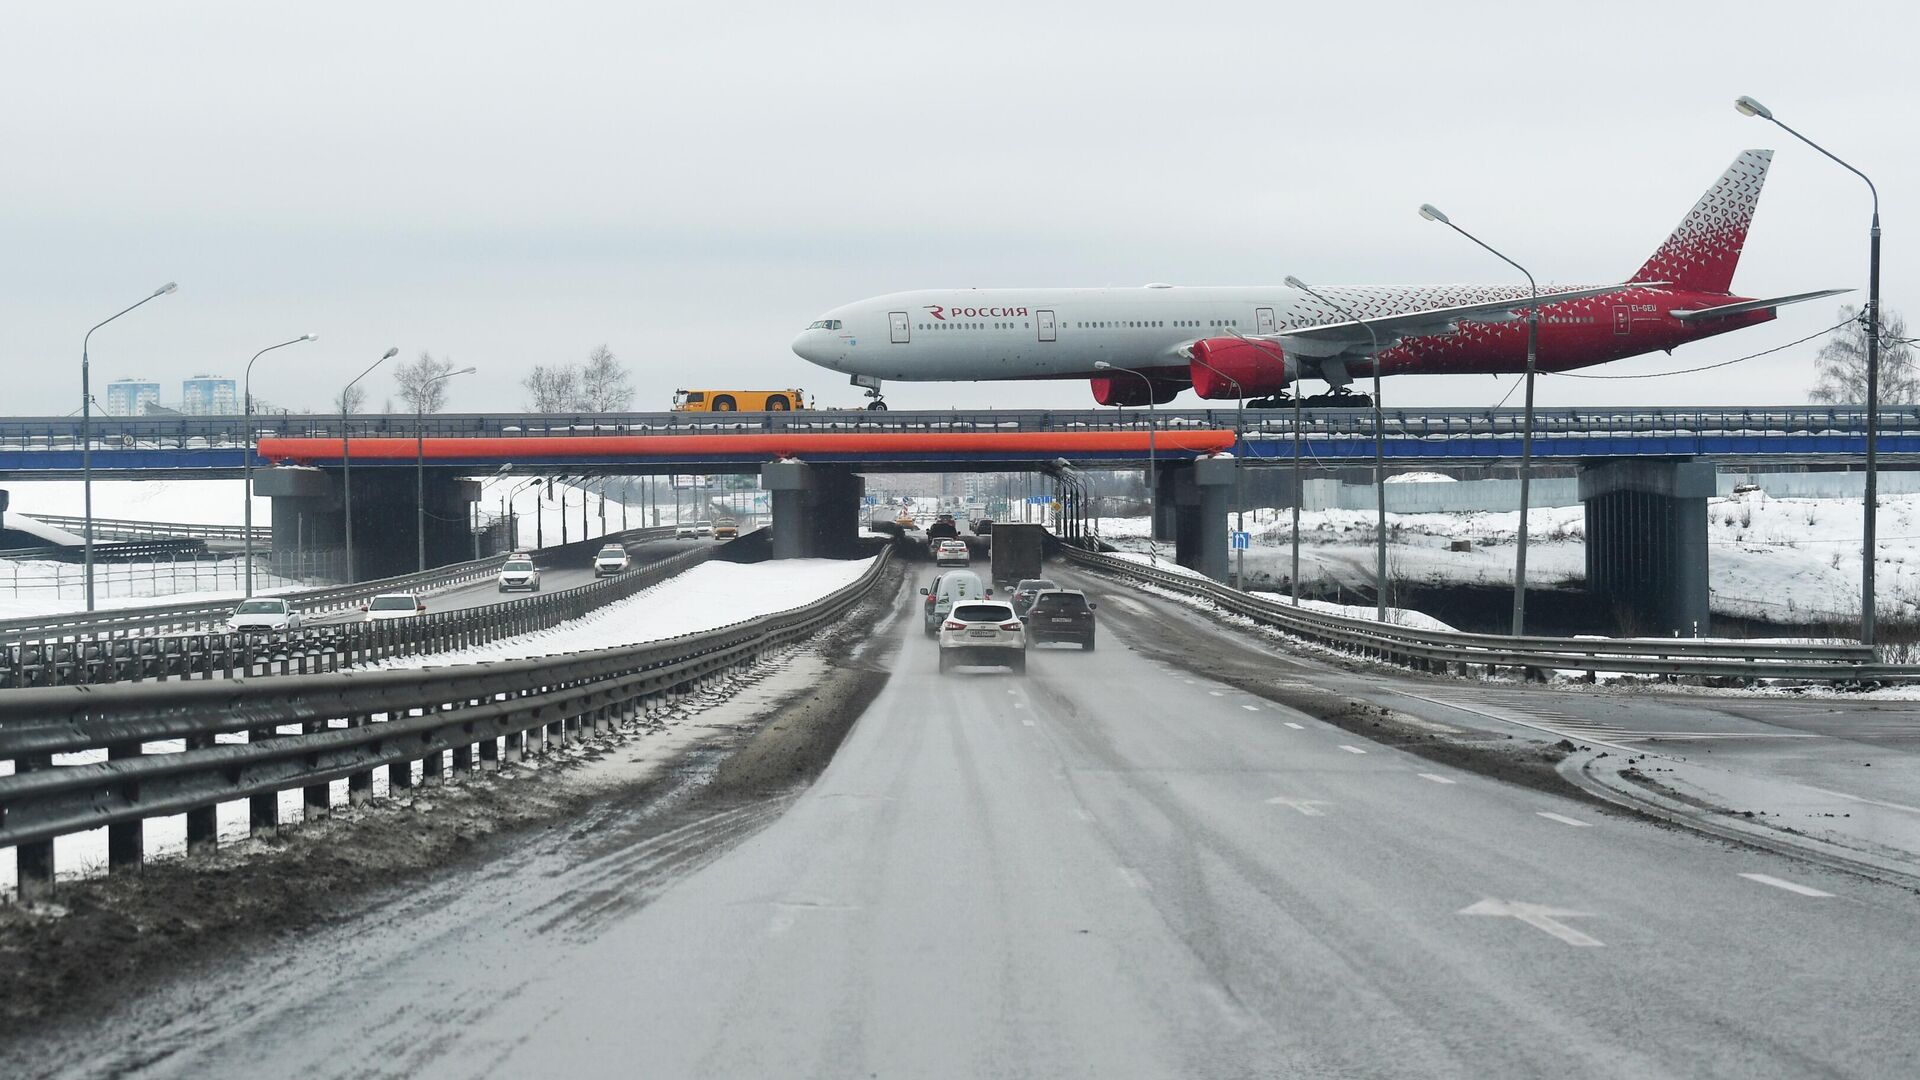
[578,344,634,412]
[522,363,582,412]
[394,351,457,413]
[1810,305,1917,405]
[334,383,368,415]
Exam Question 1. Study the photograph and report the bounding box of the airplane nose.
[790,331,818,362]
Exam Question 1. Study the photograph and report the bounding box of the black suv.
[1026,589,1096,650]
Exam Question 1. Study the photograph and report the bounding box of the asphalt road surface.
[304,537,708,626]
[30,572,1920,1079]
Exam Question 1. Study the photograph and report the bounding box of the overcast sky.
[1,0,1910,416]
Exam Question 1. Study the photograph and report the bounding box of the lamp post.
[1188,356,1248,588]
[1418,205,1540,636]
[1094,361,1158,563]
[341,347,398,583]
[1737,94,1883,647]
[81,281,177,611]
[243,333,317,596]
[416,366,478,571]
[507,477,542,550]
[1286,276,1389,622]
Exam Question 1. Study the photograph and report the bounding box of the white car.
[497,556,542,592]
[226,597,302,633]
[937,600,1026,674]
[363,593,427,622]
[676,522,699,539]
[934,539,971,567]
[593,544,632,576]
[694,519,715,538]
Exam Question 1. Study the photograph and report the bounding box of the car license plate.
[968,629,995,638]
[1051,618,1073,623]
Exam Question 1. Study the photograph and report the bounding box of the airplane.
[791,149,1845,410]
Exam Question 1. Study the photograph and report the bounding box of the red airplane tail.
[1630,148,1772,295]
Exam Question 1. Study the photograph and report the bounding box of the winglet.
[1632,149,1772,294]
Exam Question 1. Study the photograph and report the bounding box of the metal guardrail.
[1063,546,1918,684]
[28,514,270,545]
[0,548,892,900]
[0,538,207,562]
[4,406,1920,448]
[0,545,711,689]
[0,525,676,647]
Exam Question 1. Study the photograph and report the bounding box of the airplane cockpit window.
[805,319,844,330]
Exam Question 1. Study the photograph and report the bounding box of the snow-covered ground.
[0,557,311,620]
[1104,490,1920,626]
[1,555,878,897]
[2,478,269,525]
[1249,592,1459,632]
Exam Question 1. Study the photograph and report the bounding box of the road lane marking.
[1208,691,1224,697]
[1461,898,1604,947]
[1739,873,1834,897]
[1536,812,1593,828]
[1072,807,1094,822]
[1339,745,1367,755]
[1265,796,1330,816]
[1241,704,1261,712]
[1417,773,1457,785]
[1020,718,1035,727]
[1284,722,1305,730]
[1118,867,1150,890]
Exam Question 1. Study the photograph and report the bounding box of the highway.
[303,536,710,625]
[30,569,1920,1079]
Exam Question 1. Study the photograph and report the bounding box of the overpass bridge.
[0,406,1907,634]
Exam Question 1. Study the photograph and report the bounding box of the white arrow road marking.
[1417,773,1457,785]
[1460,898,1604,947]
[1536,811,1593,828]
[1339,745,1367,755]
[1265,796,1331,816]
[1284,722,1305,730]
[1739,873,1834,897]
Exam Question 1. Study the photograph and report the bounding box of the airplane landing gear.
[852,374,887,410]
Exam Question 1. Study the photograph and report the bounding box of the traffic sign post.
[1230,530,1251,591]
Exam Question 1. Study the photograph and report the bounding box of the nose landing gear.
[851,374,888,411]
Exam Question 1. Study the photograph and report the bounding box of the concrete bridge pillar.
[1580,457,1713,636]
[256,467,479,582]
[1170,457,1234,583]
[762,461,861,559]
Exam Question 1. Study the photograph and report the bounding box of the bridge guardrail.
[0,543,711,689]
[0,547,892,900]
[1062,546,1910,684]
[27,514,271,545]
[0,525,677,647]
[4,406,1920,450]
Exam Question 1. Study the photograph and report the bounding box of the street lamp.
[1738,94,1884,647]
[417,366,478,571]
[1188,355,1248,588]
[1094,361,1159,564]
[1286,276,1390,622]
[243,333,317,596]
[341,347,399,583]
[1419,204,1541,636]
[81,281,177,611]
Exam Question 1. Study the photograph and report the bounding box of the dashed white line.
[1739,873,1833,897]
[1339,745,1367,755]
[1284,722,1305,731]
[1241,704,1261,712]
[1118,867,1150,890]
[1536,811,1593,828]
[1417,773,1457,785]
[1208,691,1225,697]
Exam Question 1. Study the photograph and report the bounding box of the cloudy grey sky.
[1,0,1910,415]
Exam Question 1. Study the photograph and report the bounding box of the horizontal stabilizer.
[1669,288,1851,322]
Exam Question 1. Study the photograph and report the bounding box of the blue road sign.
[1230,530,1252,550]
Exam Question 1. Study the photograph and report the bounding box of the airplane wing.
[1669,288,1850,322]
[1272,282,1659,356]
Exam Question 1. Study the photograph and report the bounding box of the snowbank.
[1250,592,1458,632]
[370,556,877,669]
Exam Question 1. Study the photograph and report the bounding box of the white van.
[919,570,990,637]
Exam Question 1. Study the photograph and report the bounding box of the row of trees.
[332,346,635,414]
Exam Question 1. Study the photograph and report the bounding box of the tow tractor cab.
[671,388,807,412]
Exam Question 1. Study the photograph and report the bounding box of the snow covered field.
[1104,489,1920,626]
[0,555,878,897]
[0,557,310,620]
[2,478,268,525]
